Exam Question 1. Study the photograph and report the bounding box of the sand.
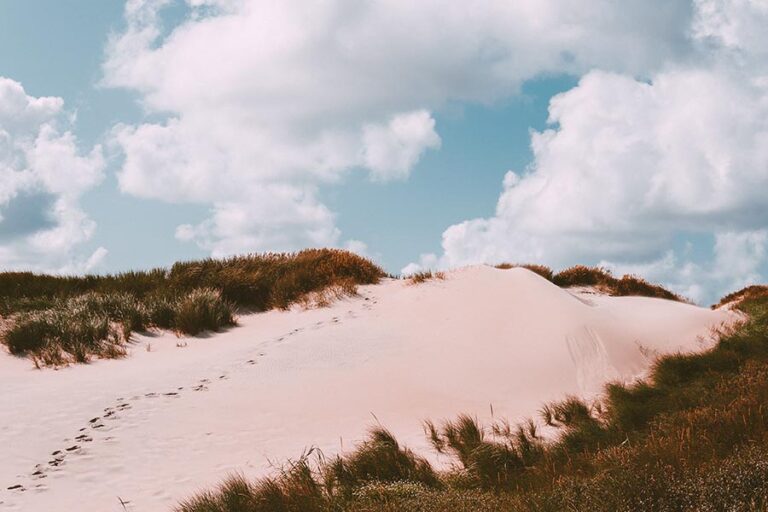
[0,266,736,511]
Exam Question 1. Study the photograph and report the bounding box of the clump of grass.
[425,414,543,490]
[173,288,236,335]
[1,288,236,365]
[494,263,554,282]
[325,427,439,496]
[175,459,326,512]
[407,271,445,285]
[552,265,682,301]
[3,300,125,365]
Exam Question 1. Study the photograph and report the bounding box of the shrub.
[174,289,237,336]
[425,415,543,490]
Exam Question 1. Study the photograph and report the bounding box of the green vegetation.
[176,292,768,511]
[0,249,384,366]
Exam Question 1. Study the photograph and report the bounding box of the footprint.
[7,484,24,491]
[163,391,179,397]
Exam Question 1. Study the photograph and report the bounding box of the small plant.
[407,271,445,285]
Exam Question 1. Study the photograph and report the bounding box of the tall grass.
[0,249,383,366]
[175,292,768,511]
[1,289,237,366]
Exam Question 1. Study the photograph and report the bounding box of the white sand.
[0,266,736,511]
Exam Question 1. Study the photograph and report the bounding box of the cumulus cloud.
[103,0,694,256]
[422,0,768,303]
[0,77,106,273]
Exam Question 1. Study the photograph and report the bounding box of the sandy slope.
[0,267,735,511]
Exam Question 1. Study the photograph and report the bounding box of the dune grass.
[494,263,554,282]
[0,249,384,366]
[406,271,445,284]
[175,292,768,512]
[552,264,683,301]
[493,263,682,301]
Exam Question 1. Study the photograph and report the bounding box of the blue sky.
[1,1,767,304]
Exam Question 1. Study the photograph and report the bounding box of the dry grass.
[0,249,384,366]
[552,265,683,301]
[494,263,554,282]
[407,271,446,285]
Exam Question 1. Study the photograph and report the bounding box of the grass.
[0,249,384,366]
[407,271,445,284]
[494,263,554,282]
[552,264,683,301]
[175,291,768,512]
[1,289,237,366]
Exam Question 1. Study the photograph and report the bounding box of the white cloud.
[0,77,106,273]
[103,0,694,256]
[422,0,768,304]
[363,110,441,182]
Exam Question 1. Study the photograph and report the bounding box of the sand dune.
[0,266,736,511]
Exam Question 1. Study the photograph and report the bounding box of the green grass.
[0,249,384,366]
[175,292,768,512]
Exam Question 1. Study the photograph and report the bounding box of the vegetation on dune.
[551,264,684,301]
[0,249,384,366]
[715,284,768,310]
[176,292,768,512]
[494,263,554,282]
[406,271,445,284]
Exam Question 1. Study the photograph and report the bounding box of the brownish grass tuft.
[552,265,683,301]
[407,271,446,285]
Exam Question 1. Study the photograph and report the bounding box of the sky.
[0,0,767,305]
